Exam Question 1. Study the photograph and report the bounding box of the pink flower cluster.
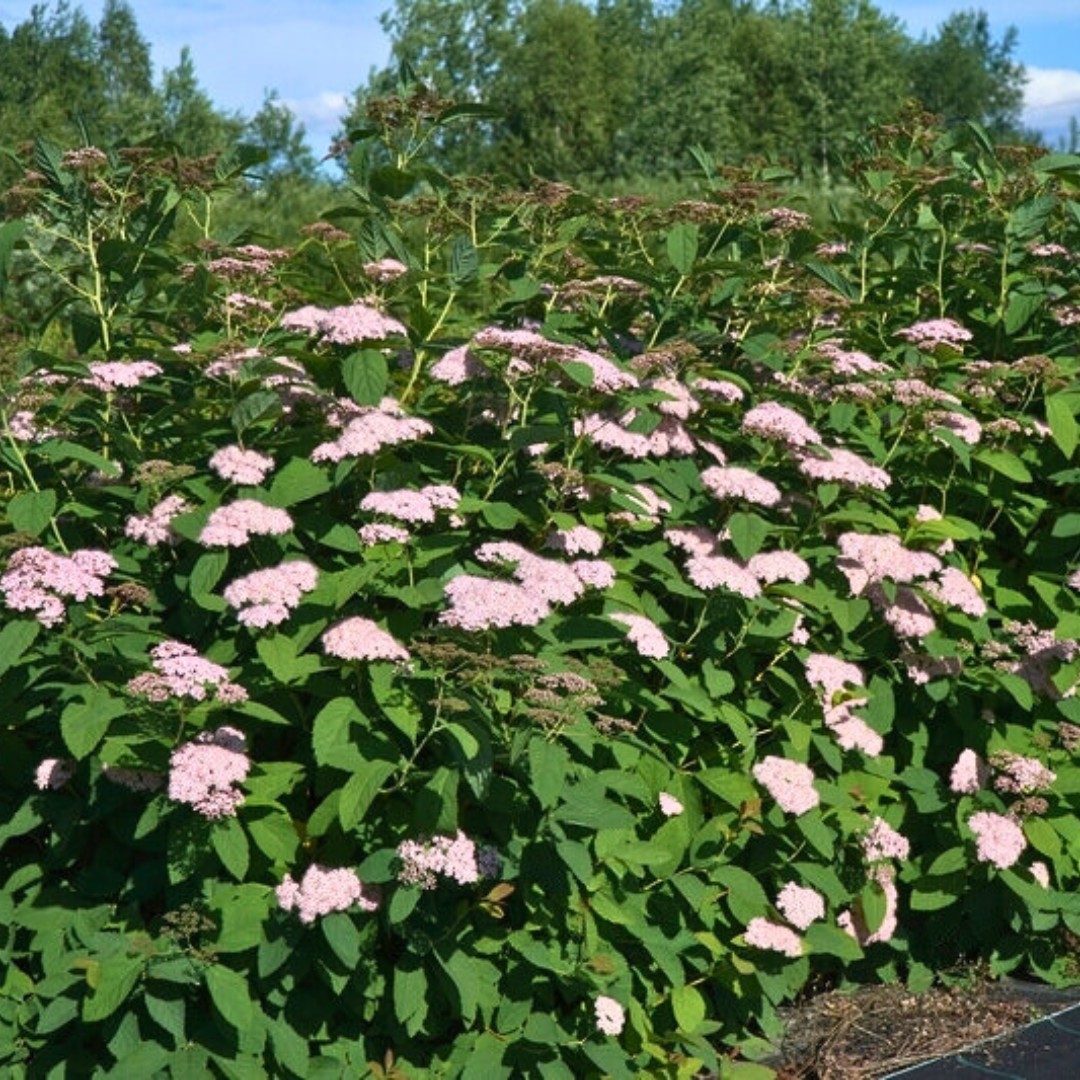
[35,757,76,791]
[794,446,891,490]
[359,523,411,546]
[360,484,460,524]
[440,542,611,631]
[989,752,1056,795]
[700,465,781,508]
[363,257,408,282]
[775,882,826,930]
[744,917,803,957]
[895,318,973,350]
[311,399,433,463]
[546,525,604,557]
[168,726,251,819]
[804,654,882,756]
[665,527,808,598]
[124,494,190,546]
[839,865,899,946]
[968,811,1027,868]
[198,500,294,546]
[85,359,162,391]
[2,546,117,627]
[396,831,500,889]
[594,995,626,1036]
[209,445,275,485]
[322,616,409,662]
[753,756,820,815]
[575,411,694,459]
[815,341,888,376]
[126,641,247,703]
[281,300,407,344]
[430,345,489,385]
[611,612,669,659]
[861,817,911,863]
[223,560,319,628]
[741,401,821,447]
[276,864,379,923]
[950,749,989,794]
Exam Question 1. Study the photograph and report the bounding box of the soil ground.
[771,977,1080,1079]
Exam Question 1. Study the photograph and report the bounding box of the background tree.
[907,9,1026,138]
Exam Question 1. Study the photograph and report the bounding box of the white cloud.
[283,91,351,131]
[1023,66,1080,127]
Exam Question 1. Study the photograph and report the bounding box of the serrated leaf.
[231,390,281,435]
[1046,394,1079,460]
[321,911,361,967]
[338,758,395,830]
[204,963,254,1031]
[666,222,699,274]
[269,457,332,506]
[61,687,126,759]
[211,817,250,881]
[8,489,57,535]
[727,512,768,561]
[671,984,707,1033]
[342,349,388,406]
[529,737,571,810]
[975,449,1032,484]
[0,619,40,678]
[82,955,143,1023]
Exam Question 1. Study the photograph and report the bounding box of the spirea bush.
[4,103,1080,1078]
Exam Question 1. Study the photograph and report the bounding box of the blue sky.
[1,0,1079,156]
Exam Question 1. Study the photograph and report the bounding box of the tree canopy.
[344,0,1031,183]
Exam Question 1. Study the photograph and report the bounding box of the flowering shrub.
[4,109,1080,1077]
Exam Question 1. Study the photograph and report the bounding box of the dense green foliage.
[351,0,1032,182]
[3,92,1080,1077]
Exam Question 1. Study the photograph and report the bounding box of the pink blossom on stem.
[276,864,378,923]
[594,995,626,1036]
[2,546,117,627]
[950,749,988,794]
[35,758,75,791]
[659,792,684,817]
[745,917,803,957]
[776,883,826,930]
[198,500,293,546]
[125,494,190,546]
[968,810,1027,869]
[85,359,162,391]
[753,756,820,815]
[322,617,409,662]
[861,818,910,862]
[610,612,669,659]
[168,726,251,819]
[741,401,821,447]
[209,445,275,485]
[223,560,319,628]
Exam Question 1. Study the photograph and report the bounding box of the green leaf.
[338,758,395,830]
[215,885,271,953]
[0,619,40,678]
[269,458,332,506]
[1046,394,1079,461]
[211,817,250,881]
[342,349,388,406]
[714,866,768,923]
[671,984,707,1034]
[312,698,361,766]
[804,922,863,961]
[189,550,230,599]
[727,512,768,561]
[36,439,123,479]
[666,222,699,274]
[394,961,428,1033]
[529,737,571,810]
[7,489,57,535]
[204,963,254,1031]
[231,390,281,435]
[975,449,1032,484]
[82,955,143,1023]
[145,989,186,1043]
[61,687,126,759]
[246,812,299,865]
[321,912,361,968]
